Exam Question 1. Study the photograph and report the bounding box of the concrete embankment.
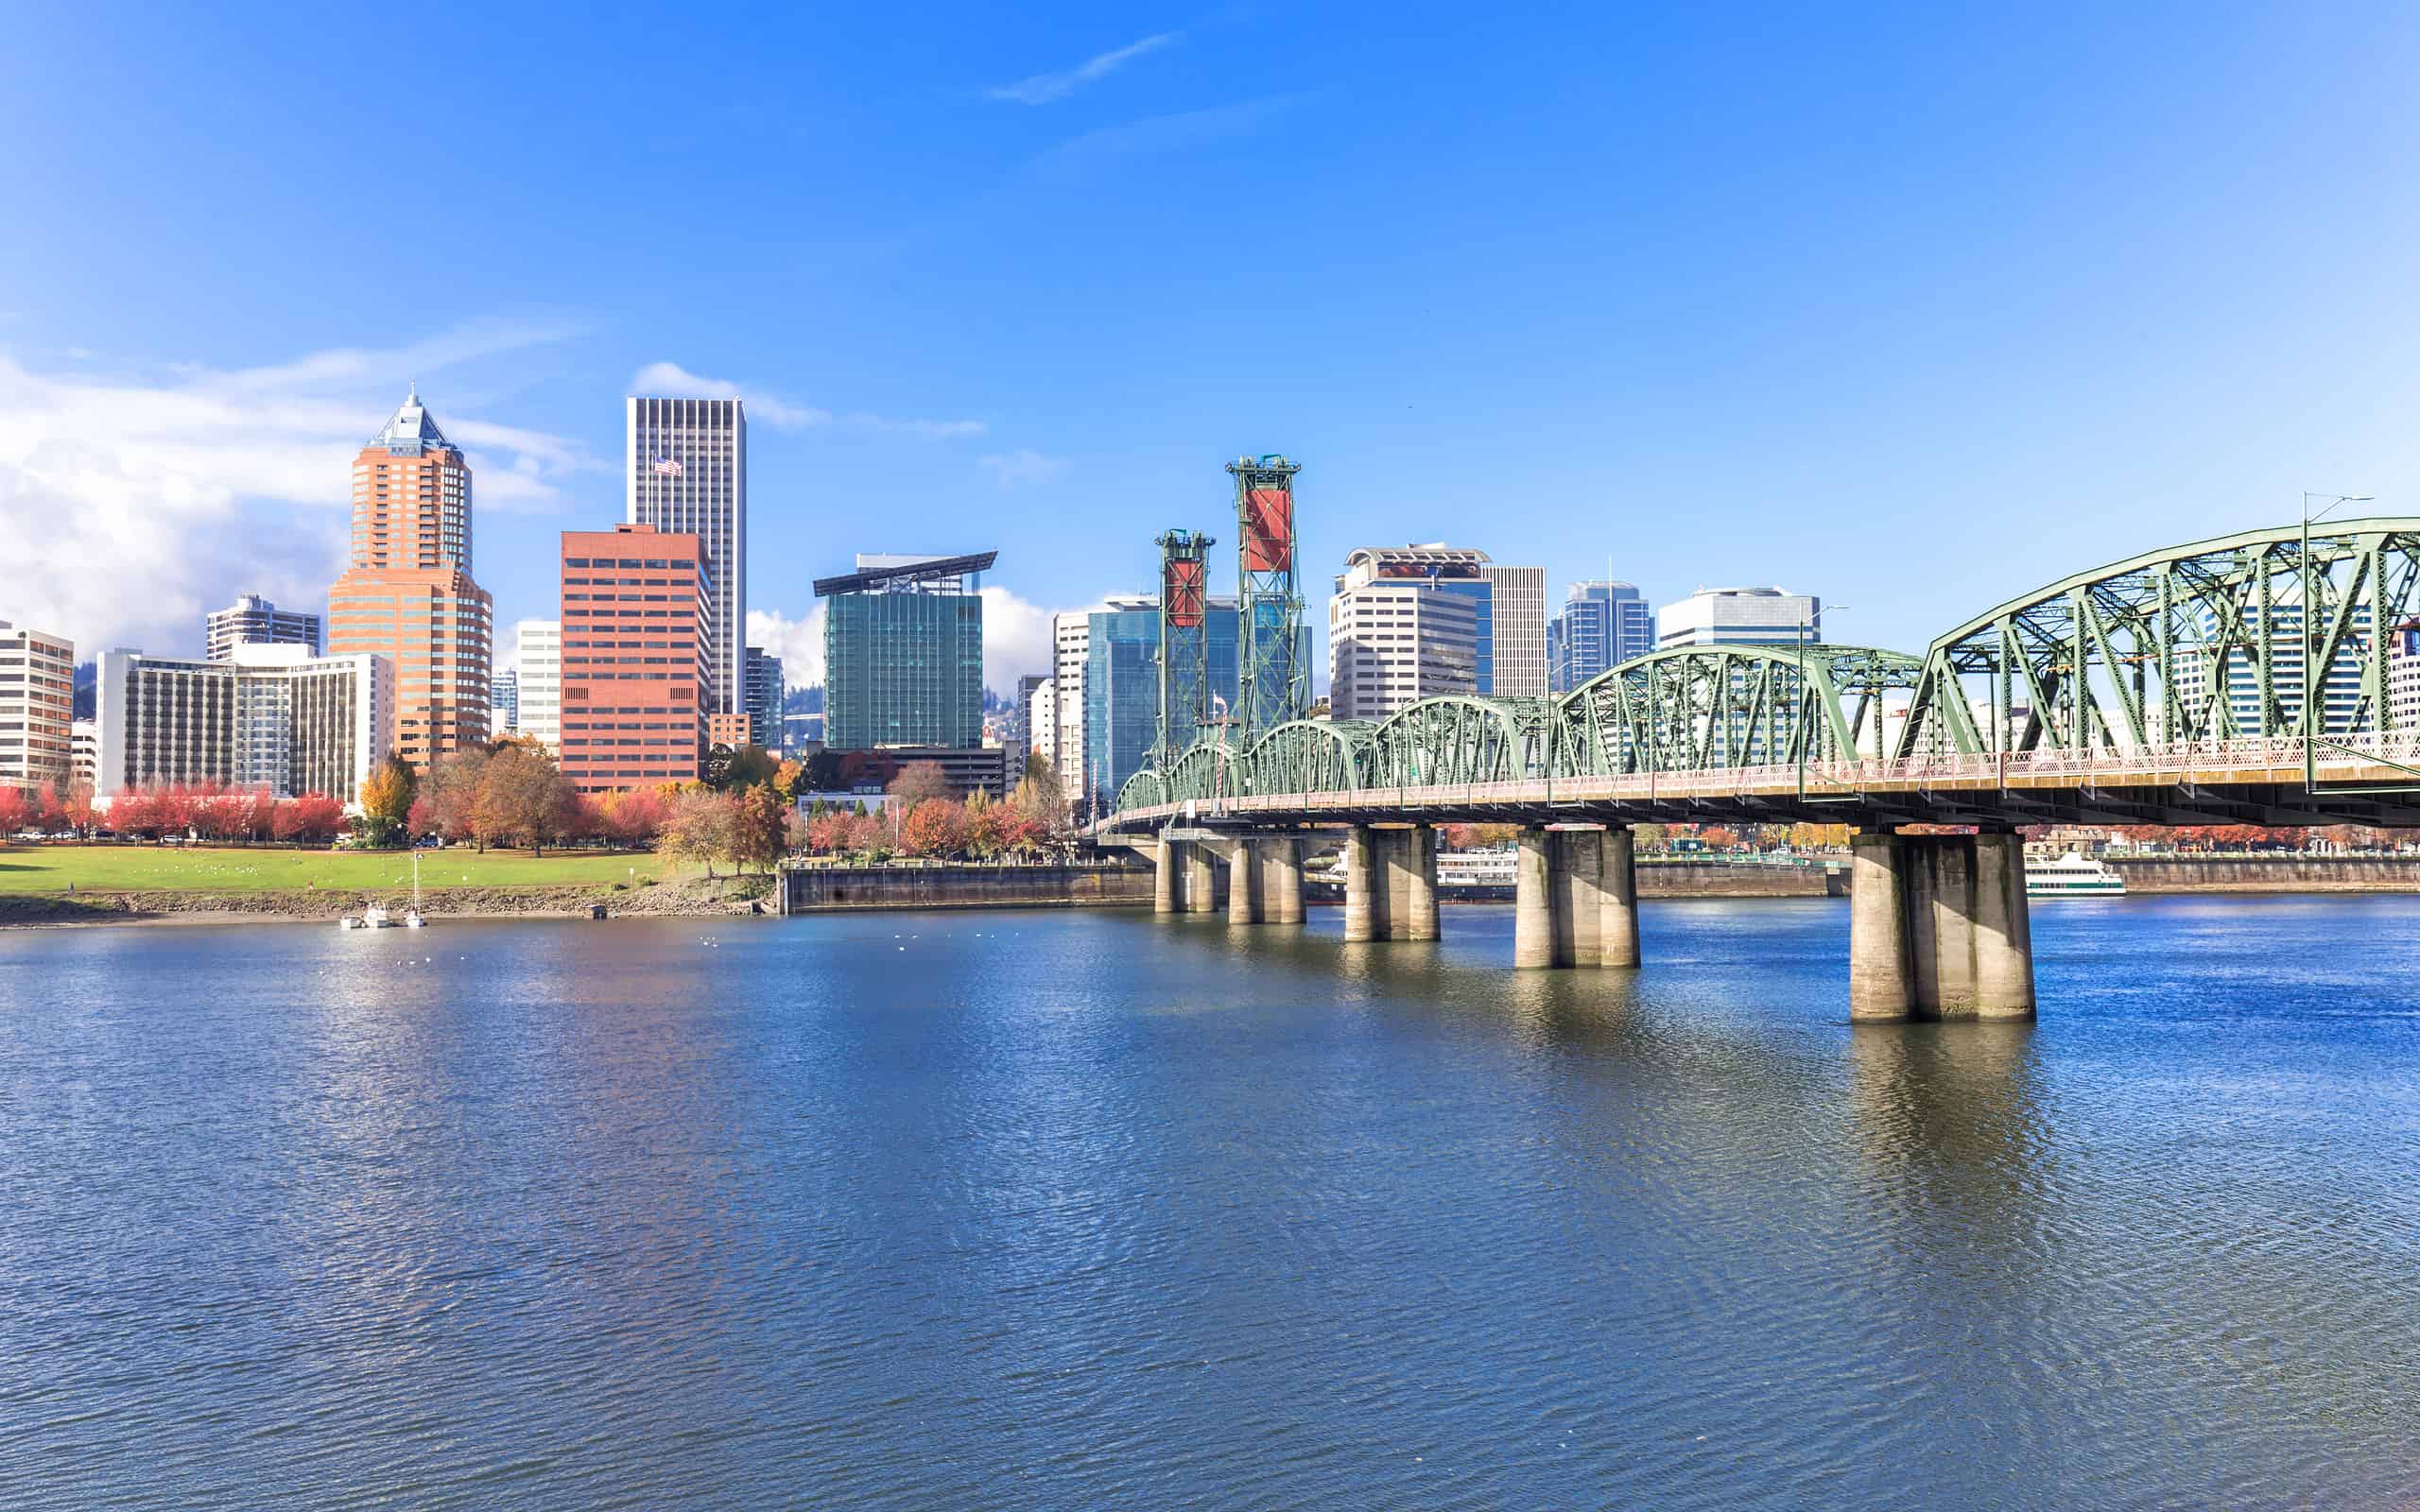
[780,864,1154,913]
[2107,856,2420,893]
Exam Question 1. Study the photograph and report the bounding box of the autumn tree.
[357,756,418,847]
[900,797,970,858]
[662,790,738,878]
[274,793,346,843]
[731,785,789,873]
[1010,752,1065,831]
[888,762,953,809]
[0,784,31,839]
[598,786,672,846]
[473,743,582,856]
[421,747,493,849]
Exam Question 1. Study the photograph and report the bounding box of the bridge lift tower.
[1228,454,1307,743]
[1155,528,1214,769]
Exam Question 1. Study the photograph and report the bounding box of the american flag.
[652,455,684,477]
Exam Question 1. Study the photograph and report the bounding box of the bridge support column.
[1550,829,1603,965]
[1600,825,1641,968]
[1153,836,1179,915]
[1343,827,1384,942]
[1227,840,1263,925]
[1260,837,1305,925]
[1848,835,1913,1020]
[1384,826,1439,940]
[1183,842,1219,915]
[1514,826,1555,969]
[1850,833,2035,1022]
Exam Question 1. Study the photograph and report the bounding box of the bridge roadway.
[1093,520,2420,1021]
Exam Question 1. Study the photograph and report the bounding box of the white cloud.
[0,323,590,661]
[987,33,1179,105]
[747,605,828,691]
[632,361,984,439]
[752,587,1099,697]
[977,449,1069,488]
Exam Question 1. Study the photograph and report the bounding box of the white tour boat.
[2025,850,2127,899]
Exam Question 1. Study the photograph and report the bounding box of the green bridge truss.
[1109,519,2420,816]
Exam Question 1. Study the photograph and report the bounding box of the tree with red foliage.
[731,785,789,873]
[900,798,969,858]
[0,784,32,838]
[600,786,672,846]
[110,785,164,839]
[274,794,346,844]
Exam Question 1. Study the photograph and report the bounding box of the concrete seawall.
[2107,856,2420,893]
[780,865,1155,913]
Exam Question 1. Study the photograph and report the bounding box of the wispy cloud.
[978,449,1069,489]
[1031,94,1304,175]
[632,362,986,439]
[0,321,592,659]
[987,32,1179,106]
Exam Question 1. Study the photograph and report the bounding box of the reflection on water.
[1,897,2417,1509]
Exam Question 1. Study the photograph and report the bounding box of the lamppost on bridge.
[2301,490,2373,791]
[1796,604,1850,802]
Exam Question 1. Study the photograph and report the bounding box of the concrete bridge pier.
[1387,825,1440,940]
[1153,836,1179,914]
[1257,836,1306,925]
[1515,824,1640,969]
[1343,826,1385,941]
[1183,841,1219,915]
[1849,832,2034,1022]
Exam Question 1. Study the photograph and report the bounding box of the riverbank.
[0,874,773,928]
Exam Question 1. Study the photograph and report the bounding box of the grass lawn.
[0,844,676,895]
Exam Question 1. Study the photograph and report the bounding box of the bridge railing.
[1104,734,2420,826]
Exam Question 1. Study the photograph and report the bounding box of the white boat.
[1437,848,1517,888]
[403,853,428,927]
[2026,850,2126,899]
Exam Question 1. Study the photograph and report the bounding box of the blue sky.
[6,3,2420,689]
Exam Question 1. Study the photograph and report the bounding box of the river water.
[1,897,2416,1509]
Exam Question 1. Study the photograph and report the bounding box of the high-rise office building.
[515,621,562,755]
[1025,676,1055,777]
[326,389,493,767]
[1655,586,1822,649]
[490,666,520,734]
[1051,610,1095,807]
[557,524,711,793]
[1480,564,1547,696]
[95,644,390,801]
[0,621,74,793]
[818,553,992,751]
[1327,546,1488,720]
[744,645,785,750]
[1550,580,1655,691]
[1082,597,1242,816]
[71,719,97,790]
[627,396,746,716]
[1009,671,1049,785]
[205,593,322,662]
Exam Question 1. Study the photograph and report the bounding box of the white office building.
[1027,676,1057,773]
[1656,586,1824,649]
[1327,547,1488,720]
[515,620,562,755]
[71,718,98,789]
[205,593,322,662]
[1481,563,1547,696]
[1051,610,1091,803]
[95,644,390,802]
[627,395,746,715]
[0,620,75,792]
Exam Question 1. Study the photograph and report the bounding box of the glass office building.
[823,591,984,750]
[1081,600,1243,816]
[1550,581,1655,692]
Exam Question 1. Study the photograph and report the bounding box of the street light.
[1797,604,1851,801]
[2301,491,2374,789]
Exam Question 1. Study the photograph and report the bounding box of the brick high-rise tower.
[326,387,493,768]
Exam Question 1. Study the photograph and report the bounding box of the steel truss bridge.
[1100,521,2420,833]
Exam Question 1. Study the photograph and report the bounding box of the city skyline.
[9,9,2419,697]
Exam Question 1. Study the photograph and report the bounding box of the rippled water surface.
[4,896,2419,1509]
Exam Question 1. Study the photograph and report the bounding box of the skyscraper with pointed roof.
[326,387,493,768]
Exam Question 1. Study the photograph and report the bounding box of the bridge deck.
[1099,738,2420,833]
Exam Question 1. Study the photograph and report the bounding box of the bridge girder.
[1552,644,1923,780]
[1898,517,2420,759]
